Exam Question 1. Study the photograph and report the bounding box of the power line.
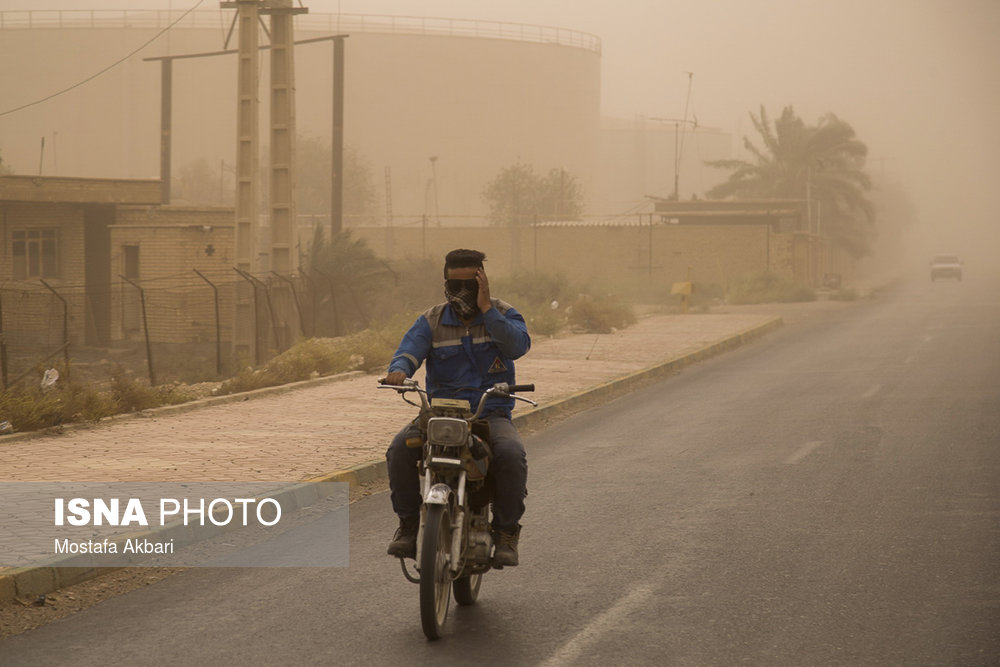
[0,0,206,118]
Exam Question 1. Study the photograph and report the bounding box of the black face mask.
[444,279,479,319]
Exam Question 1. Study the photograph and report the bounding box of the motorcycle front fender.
[424,482,452,506]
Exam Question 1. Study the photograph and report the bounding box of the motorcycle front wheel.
[453,573,482,606]
[419,504,452,640]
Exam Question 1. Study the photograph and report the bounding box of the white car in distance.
[930,255,963,281]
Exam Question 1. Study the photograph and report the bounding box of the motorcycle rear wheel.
[419,504,452,640]
[453,573,482,606]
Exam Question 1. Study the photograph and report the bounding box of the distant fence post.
[39,279,71,384]
[235,269,281,361]
[233,268,263,366]
[261,275,283,353]
[119,275,156,386]
[271,271,307,342]
[194,269,223,376]
[0,290,8,389]
[298,267,317,338]
[313,268,342,337]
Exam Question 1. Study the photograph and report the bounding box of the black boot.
[387,515,419,558]
[492,525,521,567]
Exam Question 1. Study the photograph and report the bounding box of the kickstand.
[399,557,420,584]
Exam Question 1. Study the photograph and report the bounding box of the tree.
[0,149,14,175]
[306,227,394,334]
[481,163,584,225]
[173,138,379,216]
[706,105,875,257]
[296,136,378,225]
[174,157,228,205]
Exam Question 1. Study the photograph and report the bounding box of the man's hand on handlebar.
[384,371,408,386]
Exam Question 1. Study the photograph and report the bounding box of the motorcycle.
[378,378,536,640]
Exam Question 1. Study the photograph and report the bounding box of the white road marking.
[862,384,881,398]
[540,584,656,666]
[785,440,823,465]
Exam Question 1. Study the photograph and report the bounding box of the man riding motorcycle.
[383,249,531,567]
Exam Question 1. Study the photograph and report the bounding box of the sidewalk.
[0,310,793,484]
[0,301,850,599]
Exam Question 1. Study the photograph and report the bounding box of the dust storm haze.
[2,0,999,275]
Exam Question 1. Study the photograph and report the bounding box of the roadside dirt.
[0,568,184,640]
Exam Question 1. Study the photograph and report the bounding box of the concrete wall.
[349,223,777,291]
[347,223,858,292]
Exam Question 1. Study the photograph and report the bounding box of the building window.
[122,244,141,333]
[12,229,59,280]
[122,244,140,280]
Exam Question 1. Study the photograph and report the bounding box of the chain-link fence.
[0,269,376,390]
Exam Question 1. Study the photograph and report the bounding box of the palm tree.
[307,228,395,335]
[706,105,875,257]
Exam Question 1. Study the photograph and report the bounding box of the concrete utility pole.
[159,59,172,204]
[221,0,306,357]
[265,0,307,350]
[266,0,307,278]
[331,35,345,237]
[222,0,262,360]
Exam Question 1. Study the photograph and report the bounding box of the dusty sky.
[5,0,1000,265]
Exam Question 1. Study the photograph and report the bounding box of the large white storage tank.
[0,10,601,220]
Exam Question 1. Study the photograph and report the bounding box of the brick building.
[0,175,232,361]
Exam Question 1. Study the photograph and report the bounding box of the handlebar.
[377,379,537,417]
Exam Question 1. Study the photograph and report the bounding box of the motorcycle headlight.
[427,417,469,447]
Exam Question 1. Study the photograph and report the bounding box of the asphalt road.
[2,271,998,666]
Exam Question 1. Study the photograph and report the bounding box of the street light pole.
[807,164,812,233]
[651,71,695,200]
[429,155,440,226]
[649,115,698,200]
[673,122,680,200]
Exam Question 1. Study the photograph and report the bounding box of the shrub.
[567,294,637,334]
[0,382,119,432]
[217,316,409,395]
[216,366,279,396]
[268,338,352,381]
[109,369,193,412]
[520,303,565,338]
[0,387,66,432]
[830,287,859,301]
[727,272,816,304]
[691,281,725,308]
[492,271,573,307]
[339,321,406,373]
[492,271,575,337]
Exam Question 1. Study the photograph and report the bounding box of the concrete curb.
[0,316,781,602]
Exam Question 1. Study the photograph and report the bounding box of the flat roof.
[0,175,162,205]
